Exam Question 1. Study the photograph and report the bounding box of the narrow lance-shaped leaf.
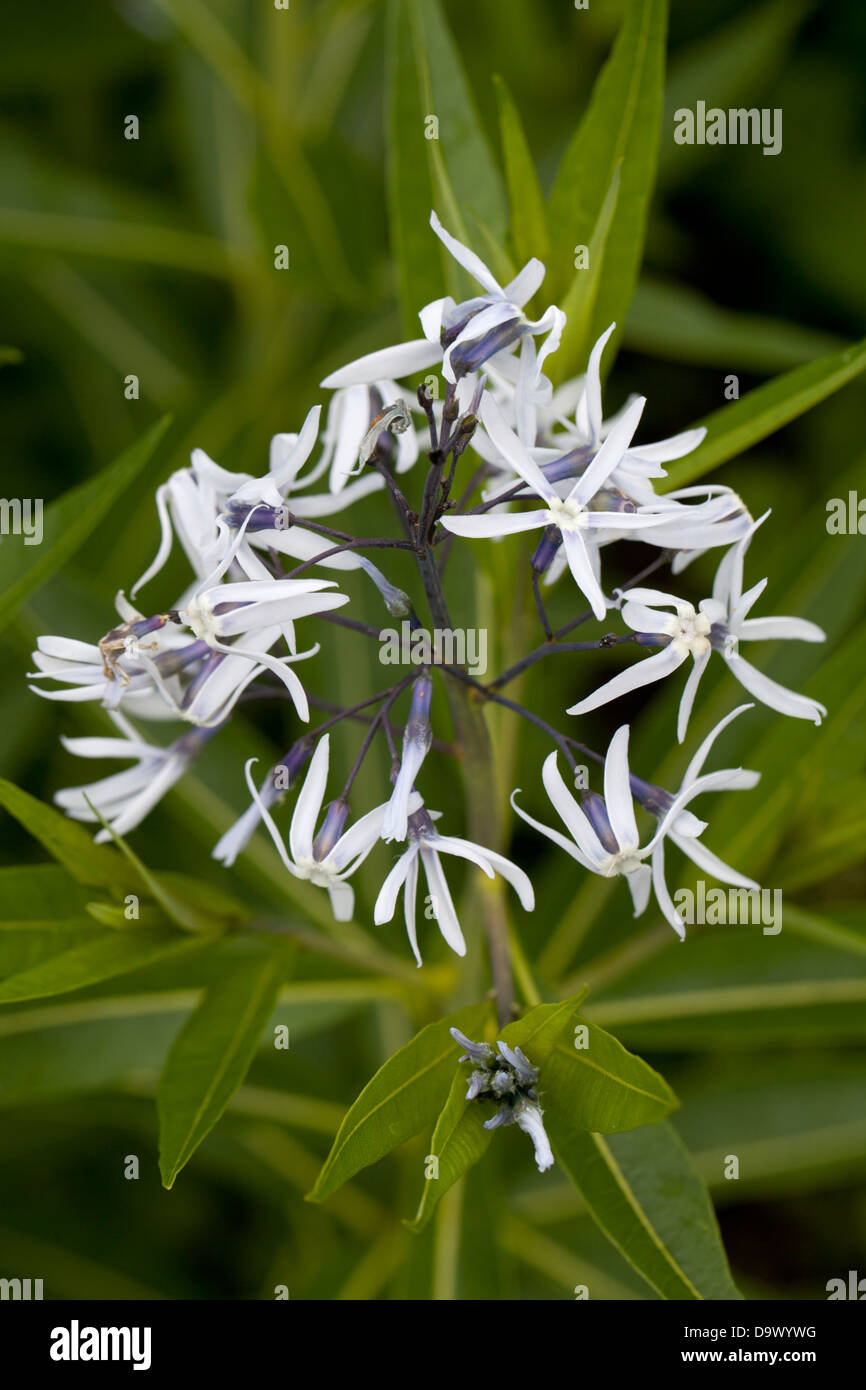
[664,335,866,489]
[158,948,291,1189]
[308,1001,491,1204]
[0,777,125,891]
[552,163,621,384]
[624,274,842,373]
[539,1015,678,1133]
[405,1066,495,1233]
[87,796,223,936]
[547,0,668,367]
[386,0,444,336]
[0,415,171,634]
[407,0,506,242]
[546,1120,742,1300]
[493,74,550,266]
[0,928,208,1006]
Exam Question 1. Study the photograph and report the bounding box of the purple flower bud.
[581,790,619,854]
[181,650,225,711]
[484,1105,517,1131]
[541,446,594,486]
[590,488,637,515]
[531,525,563,575]
[449,318,526,376]
[450,1027,495,1065]
[312,798,349,861]
[629,774,673,819]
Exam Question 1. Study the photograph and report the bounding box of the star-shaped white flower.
[321,211,564,390]
[511,713,757,939]
[568,515,826,739]
[439,390,669,619]
[55,710,214,840]
[243,736,392,922]
[374,802,534,965]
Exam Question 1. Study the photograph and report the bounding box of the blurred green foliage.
[0,0,865,1300]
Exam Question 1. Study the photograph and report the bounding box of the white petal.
[419,846,466,957]
[373,847,416,924]
[243,758,304,880]
[738,616,826,643]
[429,210,503,296]
[403,854,422,966]
[681,703,755,786]
[479,394,558,501]
[327,879,355,922]
[629,426,706,464]
[289,735,329,863]
[131,483,173,598]
[651,842,686,940]
[502,258,546,306]
[572,395,645,504]
[561,529,607,620]
[320,339,441,389]
[583,323,616,444]
[625,863,652,916]
[510,790,599,871]
[541,751,608,867]
[469,846,535,911]
[725,655,826,725]
[439,509,549,538]
[567,644,686,716]
[671,831,758,890]
[604,725,639,851]
[676,648,710,744]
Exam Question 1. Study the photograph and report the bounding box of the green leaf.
[493,75,549,265]
[386,0,445,336]
[308,1002,491,1204]
[498,991,589,1061]
[541,1017,678,1133]
[548,1120,742,1300]
[405,1066,494,1233]
[0,778,124,890]
[0,979,383,1107]
[0,415,171,634]
[0,864,92,927]
[406,0,506,243]
[676,1053,866,1198]
[547,0,668,362]
[552,164,621,384]
[158,948,289,1189]
[87,797,224,936]
[0,927,206,1004]
[625,274,842,372]
[665,336,866,488]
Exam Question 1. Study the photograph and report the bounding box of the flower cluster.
[32,210,826,959]
[451,1028,554,1174]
